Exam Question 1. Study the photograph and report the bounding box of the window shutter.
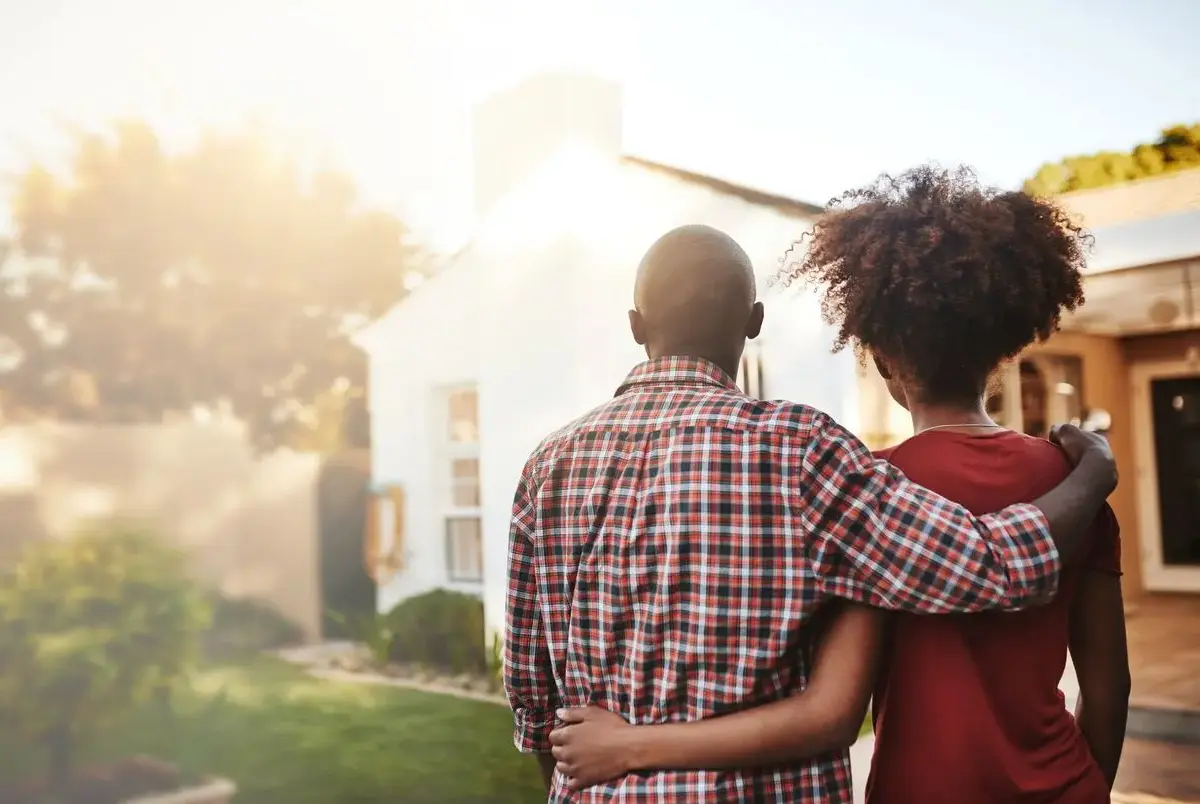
[365,485,406,582]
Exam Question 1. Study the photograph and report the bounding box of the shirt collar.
[615,356,740,397]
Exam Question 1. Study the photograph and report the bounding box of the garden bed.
[0,756,235,804]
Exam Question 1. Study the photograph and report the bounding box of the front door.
[1151,377,1200,568]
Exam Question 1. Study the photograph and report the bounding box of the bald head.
[629,225,764,377]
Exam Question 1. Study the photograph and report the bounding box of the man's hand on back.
[1049,424,1118,497]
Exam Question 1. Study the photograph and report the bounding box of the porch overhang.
[1063,209,1200,336]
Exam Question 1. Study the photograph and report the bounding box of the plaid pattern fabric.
[505,357,1061,803]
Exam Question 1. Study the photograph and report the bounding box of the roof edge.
[621,156,825,218]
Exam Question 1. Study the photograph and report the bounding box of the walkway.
[1115,739,1200,802]
[1127,595,1200,715]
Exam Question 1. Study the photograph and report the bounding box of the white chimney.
[471,71,623,220]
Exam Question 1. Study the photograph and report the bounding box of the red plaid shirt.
[504,357,1061,803]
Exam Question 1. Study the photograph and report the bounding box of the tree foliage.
[1024,122,1200,196]
[1,121,417,450]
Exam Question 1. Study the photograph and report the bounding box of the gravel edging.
[307,666,507,706]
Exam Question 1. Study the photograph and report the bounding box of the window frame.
[436,385,483,585]
[444,515,484,583]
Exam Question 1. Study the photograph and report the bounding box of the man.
[504,225,1117,802]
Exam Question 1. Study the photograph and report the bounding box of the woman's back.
[866,429,1120,804]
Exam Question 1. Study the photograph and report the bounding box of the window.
[986,362,1022,431]
[441,387,482,582]
[986,356,1085,437]
[737,343,765,399]
[446,517,483,582]
[450,457,481,507]
[447,388,479,443]
[1018,356,1084,438]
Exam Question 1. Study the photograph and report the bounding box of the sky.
[0,0,1195,250]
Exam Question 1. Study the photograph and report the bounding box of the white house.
[355,72,898,637]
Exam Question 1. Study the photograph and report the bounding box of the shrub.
[0,520,210,781]
[325,609,395,667]
[487,632,504,693]
[386,589,486,675]
[201,593,305,659]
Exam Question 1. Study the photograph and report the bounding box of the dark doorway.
[317,451,376,638]
[1151,377,1200,567]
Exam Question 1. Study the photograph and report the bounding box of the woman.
[548,166,1131,802]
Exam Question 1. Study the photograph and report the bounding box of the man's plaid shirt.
[504,357,1061,803]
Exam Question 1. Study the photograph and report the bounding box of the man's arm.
[801,417,1117,613]
[502,465,560,792]
[549,604,883,790]
[1069,506,1130,789]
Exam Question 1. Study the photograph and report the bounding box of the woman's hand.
[549,706,636,791]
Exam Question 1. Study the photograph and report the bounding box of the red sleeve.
[1083,503,1122,576]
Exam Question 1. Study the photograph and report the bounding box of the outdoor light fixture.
[1082,408,1112,435]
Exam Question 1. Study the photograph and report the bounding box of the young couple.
[504,166,1126,803]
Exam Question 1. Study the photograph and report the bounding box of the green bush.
[202,593,305,659]
[325,609,395,667]
[0,520,210,780]
[488,632,504,692]
[385,589,486,675]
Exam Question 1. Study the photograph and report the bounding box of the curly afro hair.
[778,165,1090,403]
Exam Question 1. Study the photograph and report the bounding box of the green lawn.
[0,658,544,804]
[0,659,875,803]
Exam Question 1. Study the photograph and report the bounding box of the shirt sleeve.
[503,462,559,753]
[1083,503,1122,576]
[800,416,1062,613]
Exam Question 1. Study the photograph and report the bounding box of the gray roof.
[1087,208,1200,273]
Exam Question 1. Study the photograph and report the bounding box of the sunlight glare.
[478,141,626,253]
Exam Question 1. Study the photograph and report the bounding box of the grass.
[0,658,544,804]
[0,659,876,802]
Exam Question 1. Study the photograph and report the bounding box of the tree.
[1,121,419,450]
[1024,122,1200,196]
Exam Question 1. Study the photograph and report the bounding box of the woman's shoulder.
[876,430,1072,496]
[875,430,1066,462]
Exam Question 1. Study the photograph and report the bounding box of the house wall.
[854,360,914,451]
[0,421,323,640]
[1026,332,1142,598]
[368,253,483,612]
[1121,329,1200,364]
